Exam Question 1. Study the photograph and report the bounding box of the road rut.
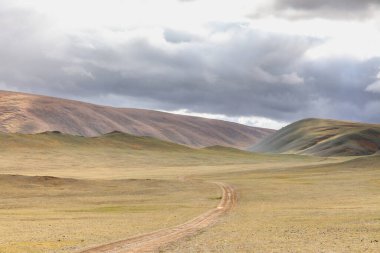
[80,182,237,253]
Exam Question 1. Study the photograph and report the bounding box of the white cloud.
[165,109,287,129]
[236,116,288,130]
[365,70,380,93]
[366,80,380,93]
[5,0,380,61]
[281,72,304,85]
[250,17,380,60]
[62,66,94,79]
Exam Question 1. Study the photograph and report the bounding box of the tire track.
[80,182,237,253]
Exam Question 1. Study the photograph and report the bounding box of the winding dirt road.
[80,182,237,253]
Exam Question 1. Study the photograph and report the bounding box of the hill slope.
[249,118,380,156]
[0,90,274,148]
[0,131,193,151]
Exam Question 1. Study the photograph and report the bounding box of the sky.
[1,0,380,129]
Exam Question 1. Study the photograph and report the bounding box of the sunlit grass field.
[0,175,218,253]
[1,133,379,252]
[165,158,380,252]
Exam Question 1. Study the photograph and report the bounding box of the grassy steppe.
[0,175,218,253]
[165,156,380,252]
[1,133,379,252]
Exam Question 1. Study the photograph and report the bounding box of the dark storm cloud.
[1,4,380,124]
[279,0,380,9]
[52,28,318,121]
[255,0,380,20]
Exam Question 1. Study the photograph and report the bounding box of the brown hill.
[0,90,274,148]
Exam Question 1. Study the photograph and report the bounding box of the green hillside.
[0,131,191,151]
[249,118,380,156]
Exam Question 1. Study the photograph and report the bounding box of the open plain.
[1,132,379,252]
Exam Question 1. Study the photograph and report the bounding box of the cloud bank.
[259,0,380,20]
[0,1,380,128]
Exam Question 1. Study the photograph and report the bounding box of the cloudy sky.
[1,0,380,129]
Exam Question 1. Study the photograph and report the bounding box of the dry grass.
[164,157,380,252]
[1,133,379,252]
[0,175,218,253]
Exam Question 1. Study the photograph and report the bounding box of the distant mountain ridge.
[0,90,274,148]
[249,118,380,156]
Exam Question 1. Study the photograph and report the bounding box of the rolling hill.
[0,131,193,151]
[0,90,274,148]
[249,118,380,156]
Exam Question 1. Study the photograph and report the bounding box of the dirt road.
[80,182,237,253]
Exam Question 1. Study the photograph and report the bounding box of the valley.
[1,92,379,253]
[1,130,379,252]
